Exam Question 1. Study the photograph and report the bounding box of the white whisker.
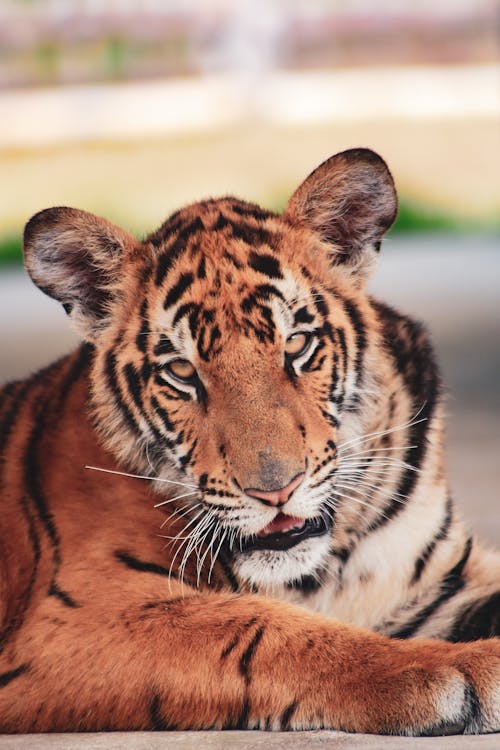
[85,465,197,490]
[160,501,203,529]
[338,404,427,454]
[339,445,418,459]
[154,490,198,508]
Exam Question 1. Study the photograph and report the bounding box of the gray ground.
[0,234,499,748]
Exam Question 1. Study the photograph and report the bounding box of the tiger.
[0,148,499,736]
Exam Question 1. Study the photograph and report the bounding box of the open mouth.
[240,512,330,552]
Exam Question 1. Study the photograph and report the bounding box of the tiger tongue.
[258,513,306,537]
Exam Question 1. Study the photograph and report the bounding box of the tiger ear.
[284,148,397,284]
[24,207,138,341]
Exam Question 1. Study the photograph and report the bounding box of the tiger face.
[24,148,398,588]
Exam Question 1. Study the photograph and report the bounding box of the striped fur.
[0,149,499,734]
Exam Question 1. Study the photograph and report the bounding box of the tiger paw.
[354,637,500,736]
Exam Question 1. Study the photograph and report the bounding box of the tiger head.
[24,148,398,588]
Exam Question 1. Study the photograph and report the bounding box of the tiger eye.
[285,332,310,358]
[167,359,196,382]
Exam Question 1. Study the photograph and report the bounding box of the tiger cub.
[0,149,499,735]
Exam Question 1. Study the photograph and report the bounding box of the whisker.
[337,404,427,453]
[154,490,198,508]
[168,512,214,586]
[338,458,418,470]
[207,527,227,584]
[159,508,206,542]
[329,489,390,519]
[339,445,418,459]
[85,465,197,490]
[160,501,203,529]
[334,479,406,505]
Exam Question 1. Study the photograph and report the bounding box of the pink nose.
[245,473,305,507]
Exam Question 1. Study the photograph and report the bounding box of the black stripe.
[153,376,191,401]
[147,211,183,249]
[233,697,250,729]
[114,550,172,577]
[153,335,176,357]
[393,537,473,639]
[163,272,194,309]
[1,348,91,654]
[150,692,175,730]
[248,251,282,279]
[0,663,29,688]
[280,700,298,730]
[463,682,482,732]
[122,367,176,448]
[0,380,32,474]
[286,572,324,594]
[178,438,198,468]
[197,256,206,279]
[293,306,315,325]
[0,354,67,470]
[49,581,80,608]
[301,340,326,373]
[412,496,453,584]
[172,302,200,328]
[155,217,204,286]
[151,395,175,433]
[216,553,240,593]
[24,416,62,565]
[239,626,265,685]
[367,305,441,532]
[221,634,241,660]
[25,346,93,558]
[0,496,41,655]
[123,362,145,415]
[448,591,500,642]
[214,212,231,231]
[230,202,274,221]
[241,284,284,314]
[136,300,149,353]
[371,395,438,532]
[341,297,367,390]
[105,350,142,437]
[231,223,275,247]
[197,324,221,362]
[223,250,243,269]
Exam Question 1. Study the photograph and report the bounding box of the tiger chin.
[1,148,499,736]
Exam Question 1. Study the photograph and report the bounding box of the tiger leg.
[0,584,499,734]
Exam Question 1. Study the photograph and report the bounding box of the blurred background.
[0,0,498,544]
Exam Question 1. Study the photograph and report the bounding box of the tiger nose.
[245,473,305,507]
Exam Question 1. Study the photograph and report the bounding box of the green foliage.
[0,235,23,266]
[390,199,465,234]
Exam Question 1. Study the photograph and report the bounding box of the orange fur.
[1,149,499,734]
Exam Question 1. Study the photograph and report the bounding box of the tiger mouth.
[240,513,331,552]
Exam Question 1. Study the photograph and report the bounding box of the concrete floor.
[1,731,500,750]
[0,235,498,747]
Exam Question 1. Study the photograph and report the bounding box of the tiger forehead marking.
[129,199,355,502]
[150,199,310,342]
